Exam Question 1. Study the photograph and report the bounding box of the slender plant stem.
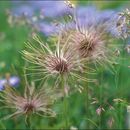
[115,39,127,129]
[99,69,103,129]
[114,68,119,128]
[115,68,122,129]
[119,39,126,128]
[61,75,68,128]
[25,115,32,129]
[84,82,89,128]
[84,64,90,128]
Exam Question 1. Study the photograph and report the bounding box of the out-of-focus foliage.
[0,1,130,129]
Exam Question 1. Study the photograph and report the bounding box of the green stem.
[115,69,121,128]
[115,39,127,129]
[61,75,68,128]
[114,69,118,128]
[25,115,32,129]
[99,69,103,129]
[84,81,89,128]
[119,39,127,128]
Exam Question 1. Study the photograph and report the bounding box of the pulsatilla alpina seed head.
[59,18,117,70]
[45,55,69,74]
[22,35,76,76]
[0,82,56,120]
[23,102,34,114]
[22,35,94,92]
[61,25,108,62]
[75,30,105,59]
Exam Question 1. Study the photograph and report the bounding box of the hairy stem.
[99,70,103,129]
[61,75,69,128]
[25,115,32,129]
[84,81,89,128]
[119,39,127,129]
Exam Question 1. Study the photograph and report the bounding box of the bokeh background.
[0,0,130,129]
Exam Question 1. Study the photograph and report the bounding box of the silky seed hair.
[52,1,121,71]
[22,34,94,92]
[58,14,118,71]
[0,81,58,121]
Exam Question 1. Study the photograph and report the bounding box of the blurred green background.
[0,0,130,129]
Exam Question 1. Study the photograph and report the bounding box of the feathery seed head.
[45,55,69,74]
[60,23,108,64]
[22,35,94,92]
[74,29,105,60]
[0,82,56,120]
[58,8,118,70]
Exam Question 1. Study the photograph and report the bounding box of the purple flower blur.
[76,6,99,26]
[11,1,72,18]
[66,6,119,38]
[0,76,20,91]
[0,79,6,91]
[33,1,72,18]
[76,6,116,27]
[12,5,34,17]
[38,22,59,36]
[9,76,20,87]
[10,2,119,37]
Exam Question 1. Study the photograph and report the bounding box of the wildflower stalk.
[61,75,68,128]
[84,79,89,128]
[99,69,103,129]
[25,115,32,129]
[84,62,91,128]
[119,39,127,129]
[114,66,120,128]
[114,39,127,129]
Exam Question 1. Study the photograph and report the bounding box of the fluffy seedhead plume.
[22,35,94,93]
[59,14,118,70]
[63,27,111,69]
[0,82,57,121]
